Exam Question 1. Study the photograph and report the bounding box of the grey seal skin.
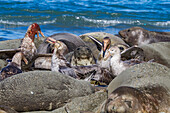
[104,85,169,113]
[37,33,86,54]
[119,27,170,46]
[66,45,96,66]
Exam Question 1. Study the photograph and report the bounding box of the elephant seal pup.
[66,45,96,66]
[104,85,169,113]
[119,27,170,46]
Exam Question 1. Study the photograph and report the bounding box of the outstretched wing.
[87,35,102,51]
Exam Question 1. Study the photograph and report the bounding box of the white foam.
[0,18,57,26]
[153,21,170,26]
[81,16,142,27]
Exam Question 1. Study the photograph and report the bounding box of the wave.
[0,18,57,26]
[80,16,143,27]
[0,16,170,28]
[153,21,170,26]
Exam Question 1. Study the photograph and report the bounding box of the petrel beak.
[46,37,56,44]
[103,43,108,57]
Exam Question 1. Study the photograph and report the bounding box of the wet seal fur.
[38,33,86,54]
[103,85,169,113]
[66,45,96,66]
[119,27,170,46]
[96,62,170,113]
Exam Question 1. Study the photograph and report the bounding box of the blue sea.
[0,0,170,41]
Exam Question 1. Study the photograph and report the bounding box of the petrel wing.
[87,35,102,51]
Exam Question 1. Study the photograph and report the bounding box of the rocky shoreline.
[0,30,170,113]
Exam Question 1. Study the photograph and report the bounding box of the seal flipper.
[87,35,102,51]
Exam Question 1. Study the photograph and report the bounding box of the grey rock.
[0,71,94,112]
[22,91,107,113]
[0,39,21,50]
[107,62,170,96]
[140,42,170,68]
[0,59,7,70]
[0,37,45,60]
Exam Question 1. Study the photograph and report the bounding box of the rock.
[0,39,21,50]
[0,59,7,70]
[0,38,45,60]
[58,90,107,113]
[140,42,170,68]
[107,62,170,95]
[0,71,94,112]
[0,105,18,113]
[97,62,170,113]
[22,91,107,113]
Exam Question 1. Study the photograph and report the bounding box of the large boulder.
[22,91,107,113]
[0,71,94,112]
[107,62,170,95]
[0,38,45,60]
[140,42,170,68]
[0,59,7,70]
[94,63,170,113]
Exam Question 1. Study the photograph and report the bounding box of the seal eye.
[77,48,80,51]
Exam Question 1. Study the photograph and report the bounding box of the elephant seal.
[37,33,86,54]
[104,85,169,113]
[97,62,170,113]
[35,33,86,70]
[120,42,170,68]
[66,45,96,66]
[119,27,170,46]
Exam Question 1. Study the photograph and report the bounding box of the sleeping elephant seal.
[37,33,86,54]
[120,42,170,68]
[97,62,170,113]
[119,27,170,46]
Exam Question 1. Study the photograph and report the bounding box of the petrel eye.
[128,29,130,32]
[119,47,124,51]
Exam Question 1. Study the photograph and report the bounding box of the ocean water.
[0,0,170,41]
